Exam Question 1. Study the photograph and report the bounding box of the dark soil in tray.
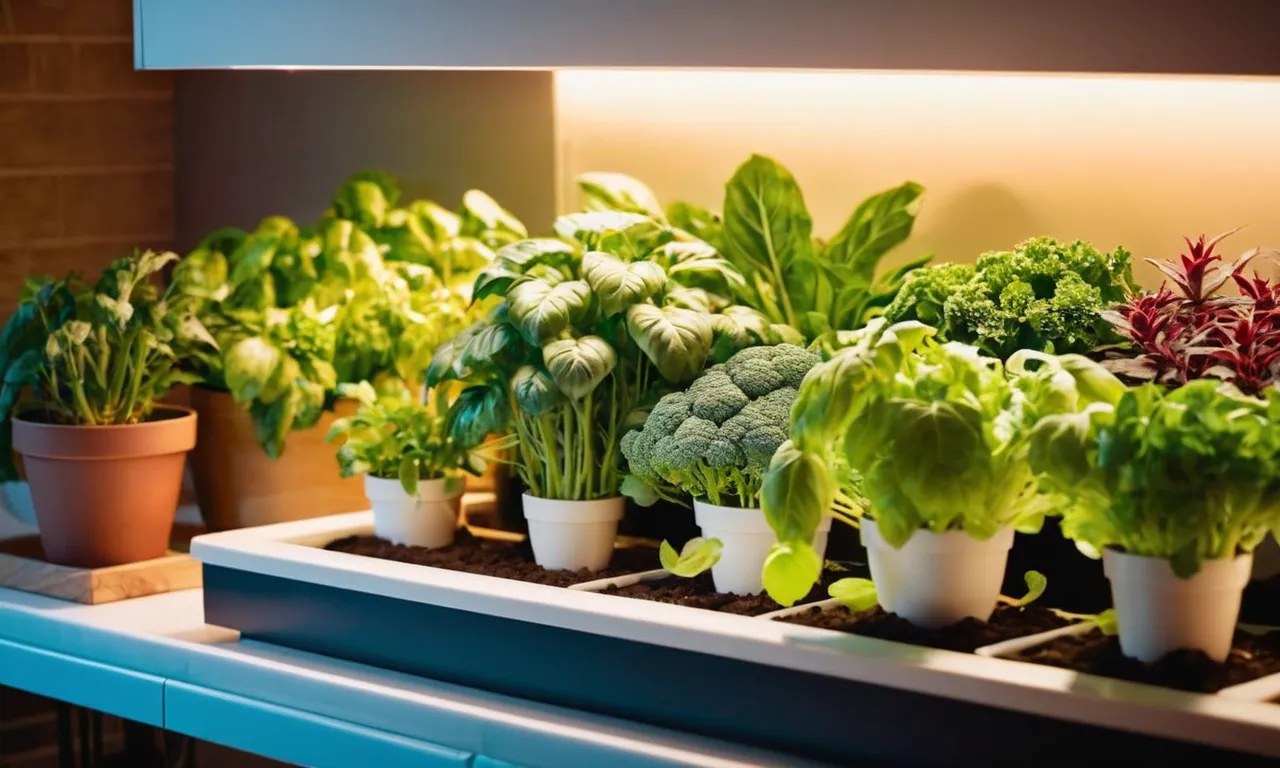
[600,563,862,617]
[325,529,659,588]
[776,603,1071,654]
[1013,628,1280,693]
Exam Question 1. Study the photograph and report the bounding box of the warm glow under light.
[555,68,1280,287]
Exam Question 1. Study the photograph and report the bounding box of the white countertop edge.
[191,515,1280,757]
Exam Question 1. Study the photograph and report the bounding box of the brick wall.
[0,0,173,319]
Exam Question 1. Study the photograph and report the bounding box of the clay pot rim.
[14,404,196,432]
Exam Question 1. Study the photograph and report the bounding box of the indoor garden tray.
[191,509,1280,765]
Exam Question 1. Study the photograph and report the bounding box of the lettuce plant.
[884,237,1136,359]
[758,319,1124,605]
[431,210,780,501]
[1101,229,1280,395]
[577,156,929,339]
[1029,380,1280,578]
[0,250,214,480]
[174,172,507,457]
[327,381,505,495]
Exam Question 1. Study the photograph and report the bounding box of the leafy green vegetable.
[573,158,929,337]
[433,202,765,502]
[326,381,504,495]
[1029,380,1280,578]
[828,578,879,612]
[758,320,1124,606]
[1007,571,1048,608]
[0,250,214,480]
[659,537,723,578]
[175,170,512,457]
[883,236,1136,359]
[621,344,820,507]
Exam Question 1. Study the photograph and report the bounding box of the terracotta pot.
[187,386,367,531]
[13,406,196,568]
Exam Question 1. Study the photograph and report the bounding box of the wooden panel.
[136,0,1280,76]
[0,525,202,604]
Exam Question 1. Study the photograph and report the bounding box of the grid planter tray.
[191,508,1280,765]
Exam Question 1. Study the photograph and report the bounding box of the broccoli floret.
[687,369,748,424]
[620,344,819,507]
[888,237,1133,359]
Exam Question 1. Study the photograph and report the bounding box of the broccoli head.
[884,237,1134,359]
[620,344,819,507]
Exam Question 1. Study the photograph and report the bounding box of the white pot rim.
[692,499,833,534]
[364,474,463,501]
[862,522,1015,553]
[522,493,625,523]
[1102,548,1253,587]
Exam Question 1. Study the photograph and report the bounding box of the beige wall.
[555,69,1280,287]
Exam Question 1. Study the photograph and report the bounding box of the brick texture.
[0,0,173,320]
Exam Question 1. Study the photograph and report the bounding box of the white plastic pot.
[1103,549,1252,664]
[862,523,1015,629]
[693,501,832,596]
[366,475,464,549]
[522,494,625,571]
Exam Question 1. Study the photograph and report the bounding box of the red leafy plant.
[1101,227,1280,395]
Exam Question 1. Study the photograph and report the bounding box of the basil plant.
[758,319,1126,605]
[430,210,793,502]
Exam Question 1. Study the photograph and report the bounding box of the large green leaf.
[823,181,924,281]
[508,279,591,345]
[625,304,712,383]
[460,321,522,369]
[762,541,823,607]
[542,336,616,400]
[722,155,814,326]
[577,172,664,219]
[460,190,527,245]
[448,384,510,448]
[511,364,563,416]
[761,440,834,543]
[224,337,282,403]
[582,251,666,316]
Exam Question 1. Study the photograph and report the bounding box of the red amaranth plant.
[1100,228,1280,395]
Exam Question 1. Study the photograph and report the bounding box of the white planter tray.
[191,509,1280,763]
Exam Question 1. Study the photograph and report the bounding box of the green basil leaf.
[508,279,591,345]
[542,336,616,400]
[625,304,712,383]
[578,172,665,219]
[828,578,879,612]
[762,541,822,607]
[659,537,723,578]
[511,364,563,416]
[582,251,667,316]
[224,337,283,403]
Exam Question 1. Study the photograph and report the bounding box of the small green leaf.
[1008,570,1048,608]
[542,336,616,400]
[511,364,563,415]
[762,541,823,607]
[577,172,665,219]
[399,456,420,496]
[620,474,660,507]
[659,537,723,578]
[1092,608,1119,636]
[828,578,878,611]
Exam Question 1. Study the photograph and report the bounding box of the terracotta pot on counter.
[13,406,197,568]
[187,386,367,532]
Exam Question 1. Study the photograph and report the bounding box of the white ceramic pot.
[1103,549,1252,664]
[862,523,1014,629]
[693,501,832,596]
[366,475,464,549]
[522,494,625,571]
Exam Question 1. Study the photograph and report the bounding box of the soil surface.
[777,603,1070,653]
[1014,628,1280,693]
[600,564,858,617]
[325,529,658,588]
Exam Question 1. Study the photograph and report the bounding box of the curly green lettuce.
[884,236,1135,359]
